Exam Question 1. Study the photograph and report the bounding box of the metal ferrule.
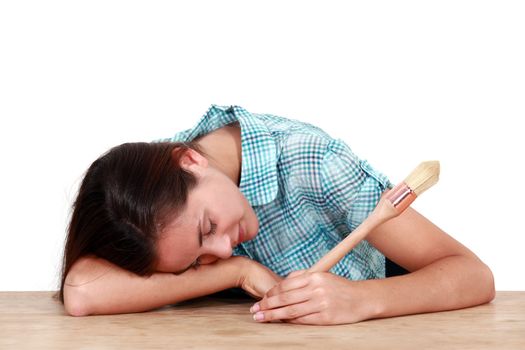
[385,182,417,213]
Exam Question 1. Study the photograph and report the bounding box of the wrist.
[352,279,387,320]
[224,256,252,288]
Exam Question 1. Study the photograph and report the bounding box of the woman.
[59,104,495,325]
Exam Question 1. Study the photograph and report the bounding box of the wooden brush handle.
[309,196,399,273]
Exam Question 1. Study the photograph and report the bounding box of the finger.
[265,273,310,298]
[258,288,310,312]
[287,269,307,278]
[284,312,324,325]
[253,300,319,323]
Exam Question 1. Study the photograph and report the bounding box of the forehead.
[158,192,199,239]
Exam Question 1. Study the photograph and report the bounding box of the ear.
[173,147,208,175]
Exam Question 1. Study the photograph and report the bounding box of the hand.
[250,270,375,325]
[236,258,283,299]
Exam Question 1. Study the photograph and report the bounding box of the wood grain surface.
[1,291,524,349]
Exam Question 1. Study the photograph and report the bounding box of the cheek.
[155,231,197,272]
[155,238,181,272]
[155,243,172,272]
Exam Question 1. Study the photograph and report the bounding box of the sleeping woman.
[58,104,495,325]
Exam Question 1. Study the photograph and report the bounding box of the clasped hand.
[249,270,373,325]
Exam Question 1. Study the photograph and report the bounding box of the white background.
[1,1,523,291]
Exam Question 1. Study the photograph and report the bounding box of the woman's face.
[155,148,259,273]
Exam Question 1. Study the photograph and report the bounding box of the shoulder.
[256,112,333,157]
[272,124,342,200]
[255,111,334,141]
[242,110,338,178]
[276,126,357,177]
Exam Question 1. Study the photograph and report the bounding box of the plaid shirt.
[159,105,392,280]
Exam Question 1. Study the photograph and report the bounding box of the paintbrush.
[309,161,440,273]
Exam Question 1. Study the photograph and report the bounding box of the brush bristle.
[404,161,440,196]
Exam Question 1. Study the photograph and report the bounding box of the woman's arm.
[64,255,280,316]
[252,207,495,325]
[360,206,495,318]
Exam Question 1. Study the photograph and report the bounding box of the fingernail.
[250,302,260,313]
[253,312,264,321]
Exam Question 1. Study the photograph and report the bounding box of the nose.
[209,232,233,260]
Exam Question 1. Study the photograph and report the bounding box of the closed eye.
[189,220,217,270]
[205,220,217,237]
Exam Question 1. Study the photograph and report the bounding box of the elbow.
[472,259,495,305]
[63,285,92,317]
[483,263,496,303]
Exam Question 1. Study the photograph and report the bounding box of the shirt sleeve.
[320,138,393,233]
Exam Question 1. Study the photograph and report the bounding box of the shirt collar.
[185,104,279,207]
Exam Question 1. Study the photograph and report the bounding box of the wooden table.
[1,291,524,349]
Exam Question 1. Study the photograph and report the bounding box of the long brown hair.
[56,141,206,302]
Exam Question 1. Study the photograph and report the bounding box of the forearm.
[64,257,246,316]
[362,255,495,319]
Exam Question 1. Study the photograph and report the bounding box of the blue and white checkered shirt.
[159,104,393,280]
